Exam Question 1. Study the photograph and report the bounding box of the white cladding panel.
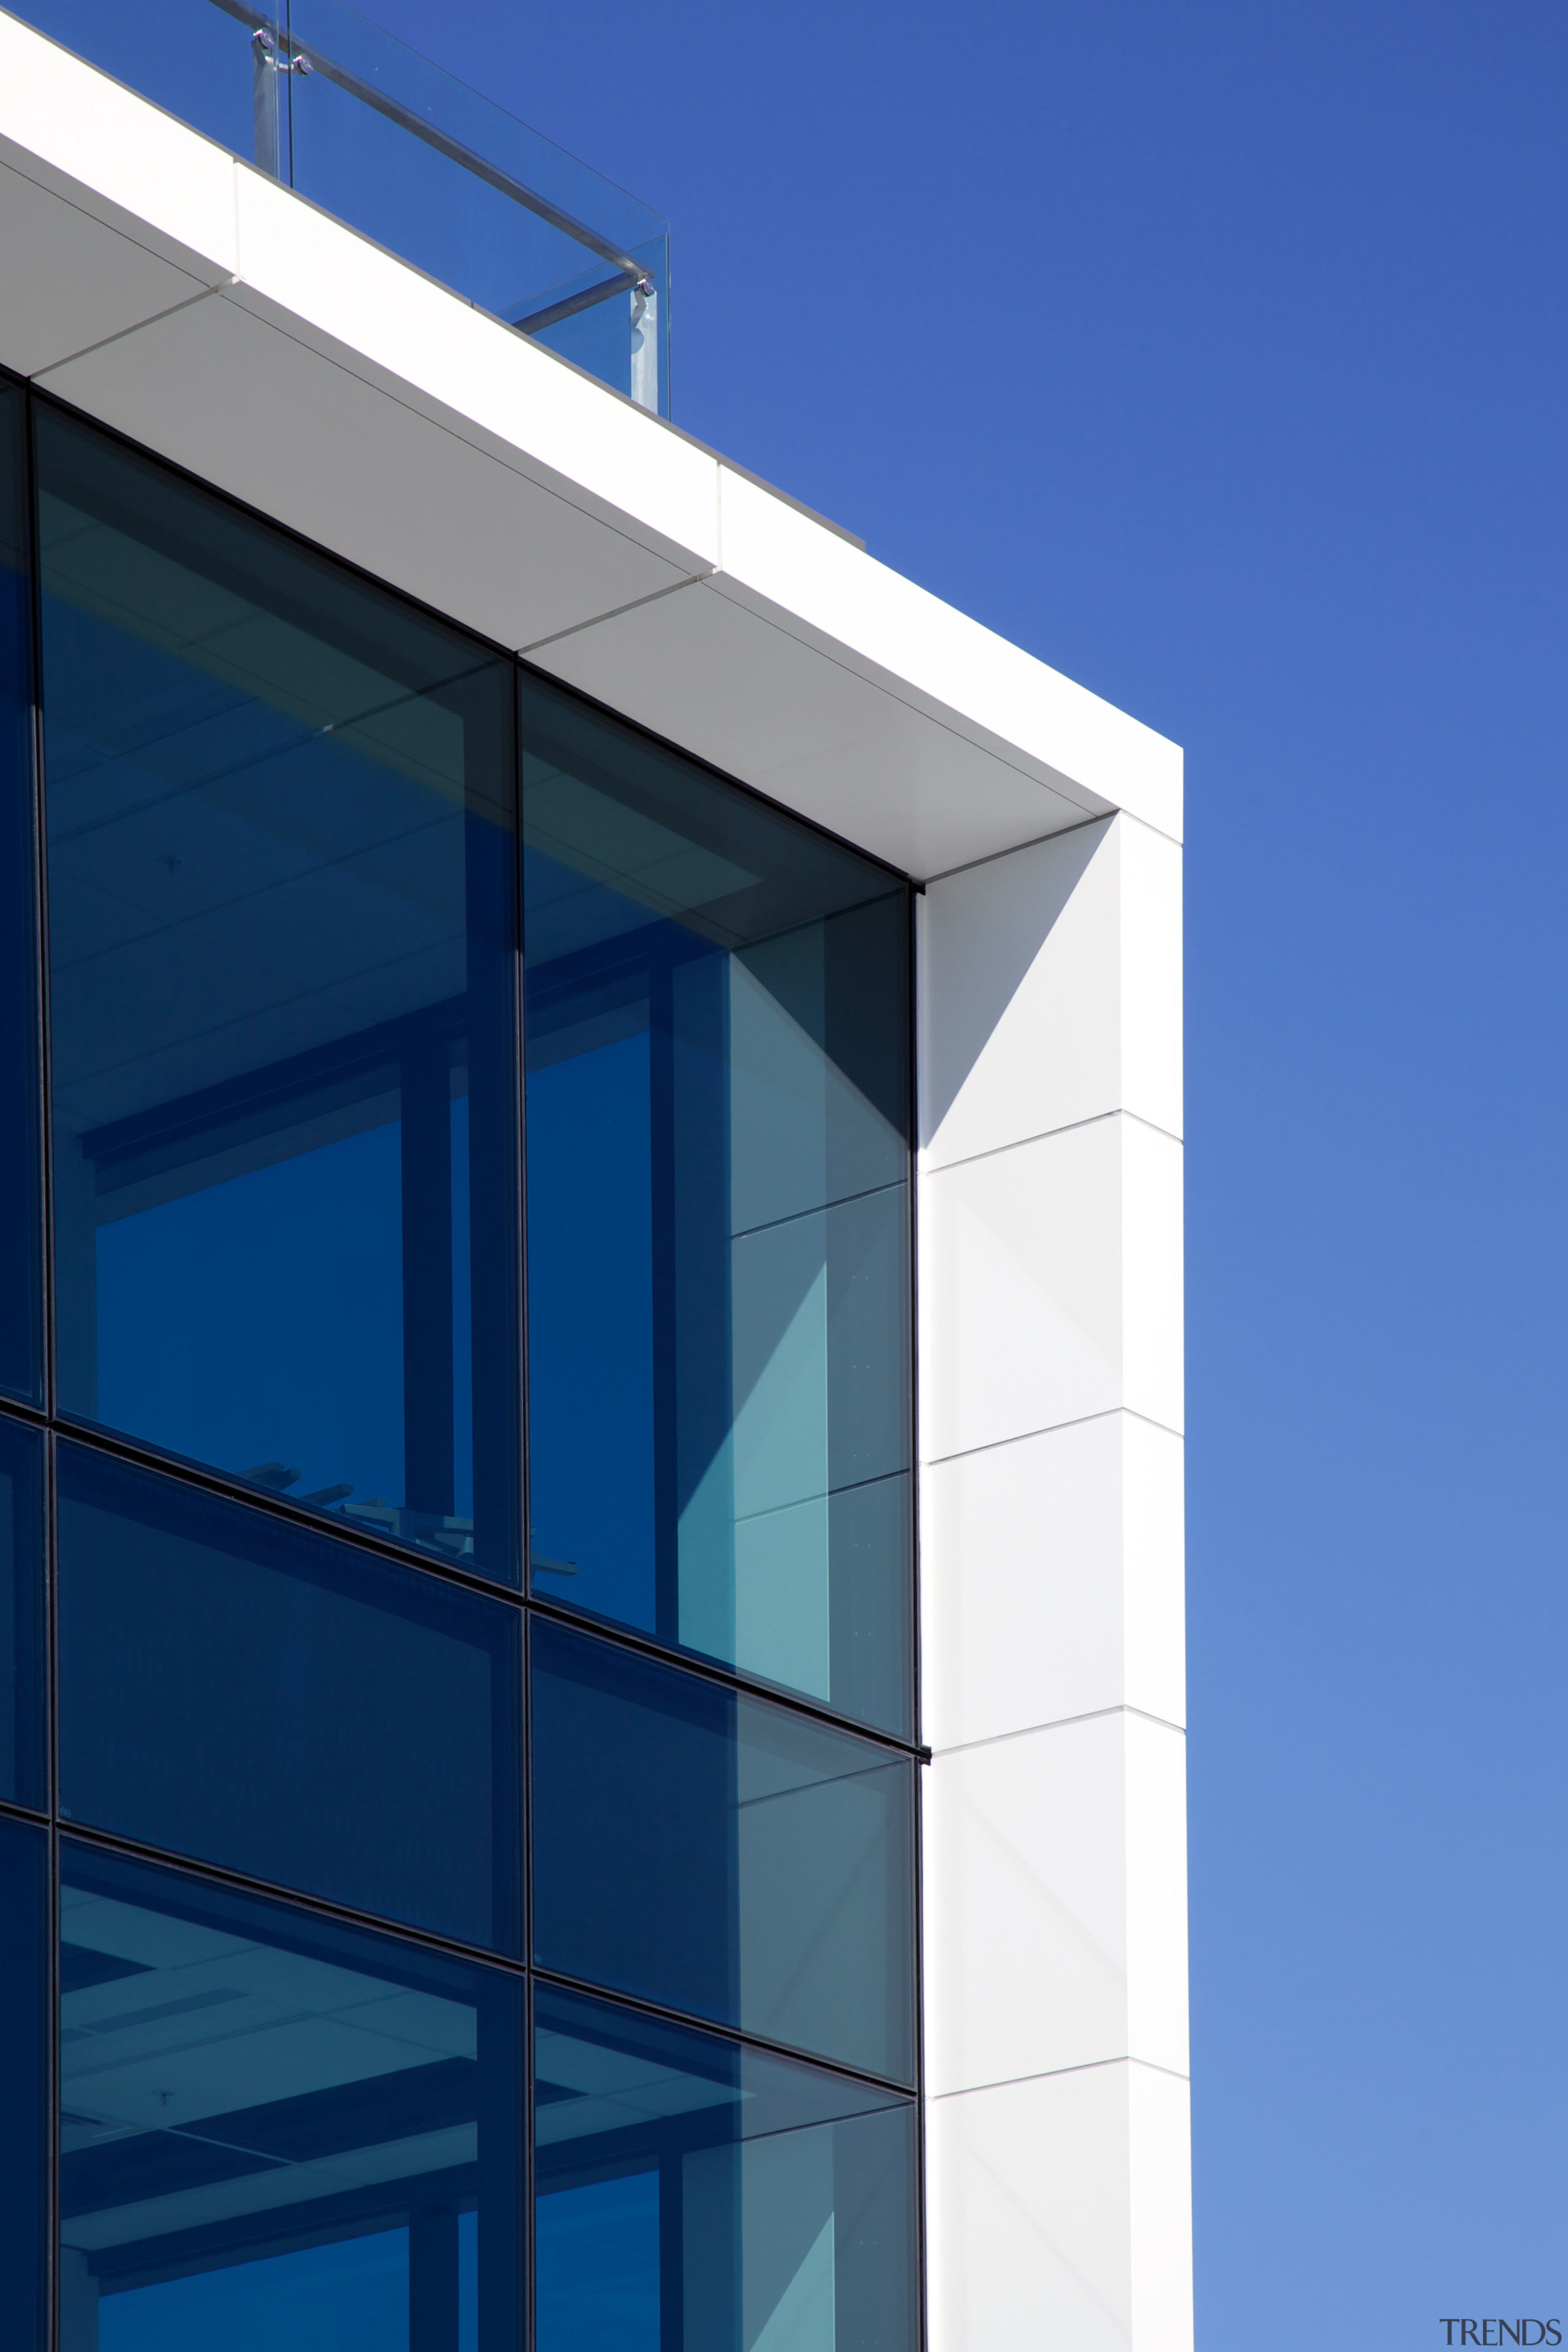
[921,1411,1185,1752]
[919,814,1189,2349]
[923,1708,1188,2095]
[925,2063,1193,2352]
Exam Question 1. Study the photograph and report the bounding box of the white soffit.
[0,7,1183,872]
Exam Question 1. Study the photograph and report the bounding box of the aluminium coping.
[0,6,1182,875]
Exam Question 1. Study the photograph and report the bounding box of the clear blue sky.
[372,1,1568,2338]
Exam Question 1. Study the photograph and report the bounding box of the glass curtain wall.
[531,1621,914,2082]
[59,1845,524,2352]
[0,378,919,2352]
[521,676,913,1738]
[36,405,521,1583]
[533,1983,916,2352]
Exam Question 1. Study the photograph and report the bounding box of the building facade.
[0,8,1189,2346]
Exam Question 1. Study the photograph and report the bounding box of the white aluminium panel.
[922,1709,1188,2096]
[228,165,722,580]
[0,7,237,286]
[38,290,699,654]
[1128,2064,1196,2352]
[917,808,1188,2346]
[0,154,217,379]
[921,1411,1186,1750]
[1120,816,1185,1143]
[0,7,236,377]
[925,2062,1193,2352]
[920,818,1119,1166]
[529,576,1102,879]
[715,467,1183,843]
[920,813,1182,1172]
[919,1113,1184,1463]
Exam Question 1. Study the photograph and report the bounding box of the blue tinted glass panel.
[0,1414,45,1812]
[533,1983,916,2352]
[0,1815,45,2351]
[58,1442,520,1950]
[37,404,521,1582]
[0,383,41,1404]
[60,1843,522,2350]
[530,1621,915,2083]
[522,675,913,1736]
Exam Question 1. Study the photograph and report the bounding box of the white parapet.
[0,3,1180,883]
[918,814,1190,2351]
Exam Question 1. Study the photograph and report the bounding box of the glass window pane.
[0,382,42,1404]
[522,674,913,1736]
[59,1843,522,2352]
[0,1815,46,2352]
[58,1442,521,1951]
[37,404,521,1583]
[0,1413,45,1813]
[533,1982,916,2352]
[530,1621,915,2084]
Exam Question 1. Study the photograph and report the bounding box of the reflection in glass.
[58,1843,522,2352]
[0,380,42,1403]
[58,1443,520,1951]
[533,1983,916,2352]
[0,1414,45,1814]
[37,404,521,1581]
[522,676,913,1735]
[0,1815,46,2349]
[530,1621,915,2085]
[285,0,671,411]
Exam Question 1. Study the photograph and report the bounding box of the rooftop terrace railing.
[9,0,671,413]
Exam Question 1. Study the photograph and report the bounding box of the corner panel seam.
[918,1105,1183,1177]
[31,279,236,380]
[519,572,709,655]
[924,2053,1191,2101]
[927,1704,1185,1759]
[919,1403,1184,1465]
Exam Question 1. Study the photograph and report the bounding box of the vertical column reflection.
[521,679,912,1733]
[532,1985,916,2352]
[0,380,40,1406]
[401,1031,455,1518]
[36,404,522,1583]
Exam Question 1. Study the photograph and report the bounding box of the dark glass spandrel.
[522,675,913,1736]
[0,382,42,1406]
[36,403,522,1582]
[0,1815,46,2352]
[58,1442,520,1951]
[0,1414,45,1814]
[533,1983,916,2352]
[59,1843,523,2352]
[530,1620,916,2085]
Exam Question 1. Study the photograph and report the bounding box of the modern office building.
[0,5,1189,2345]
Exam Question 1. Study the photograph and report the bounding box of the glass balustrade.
[7,0,671,413]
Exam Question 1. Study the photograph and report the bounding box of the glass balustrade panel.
[8,0,669,410]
